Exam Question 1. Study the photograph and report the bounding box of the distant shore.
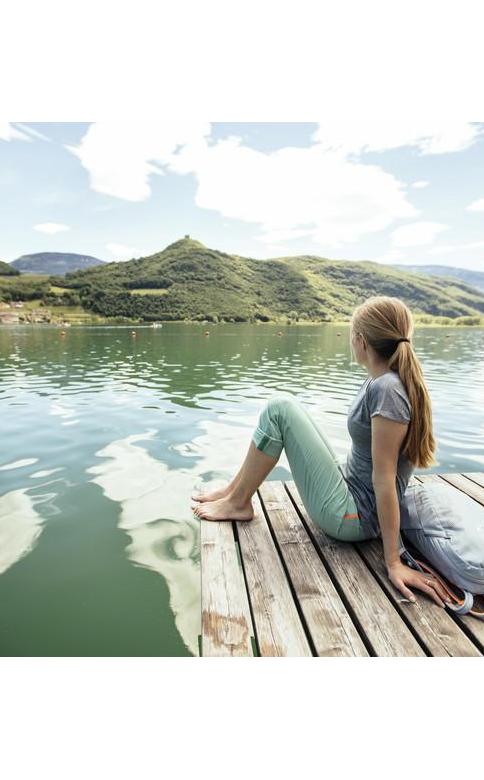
[1,290,483,328]
[1,312,483,328]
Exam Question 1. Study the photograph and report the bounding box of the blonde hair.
[350,295,437,468]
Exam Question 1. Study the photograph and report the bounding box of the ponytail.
[351,295,437,468]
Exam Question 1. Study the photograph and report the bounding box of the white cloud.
[411,180,429,189]
[0,122,33,142]
[33,222,70,234]
[467,198,484,212]
[311,122,483,155]
[14,123,50,142]
[66,121,484,251]
[0,122,49,142]
[166,134,418,247]
[391,221,448,247]
[255,228,317,244]
[106,243,142,261]
[66,122,211,201]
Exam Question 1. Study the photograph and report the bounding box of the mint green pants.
[252,391,371,542]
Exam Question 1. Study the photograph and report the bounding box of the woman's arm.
[371,415,450,607]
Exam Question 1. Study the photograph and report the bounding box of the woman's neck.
[367,363,393,379]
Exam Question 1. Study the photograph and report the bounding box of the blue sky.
[1,121,484,270]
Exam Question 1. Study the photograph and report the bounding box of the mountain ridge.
[11,252,105,276]
[388,263,484,293]
[47,237,484,323]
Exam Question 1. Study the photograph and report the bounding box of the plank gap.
[232,518,261,658]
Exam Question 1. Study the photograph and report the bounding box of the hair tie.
[396,337,410,343]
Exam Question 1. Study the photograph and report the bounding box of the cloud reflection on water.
[0,489,44,575]
[86,430,201,655]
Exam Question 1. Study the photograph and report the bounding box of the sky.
[1,121,484,271]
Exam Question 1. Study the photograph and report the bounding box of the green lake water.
[1,322,483,656]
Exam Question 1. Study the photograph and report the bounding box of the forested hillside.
[0,260,19,276]
[2,237,484,324]
[50,237,484,322]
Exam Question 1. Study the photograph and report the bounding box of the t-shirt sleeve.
[367,377,411,423]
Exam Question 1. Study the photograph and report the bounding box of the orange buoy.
[277,331,283,336]
[204,331,209,336]
[60,330,66,336]
[131,330,137,337]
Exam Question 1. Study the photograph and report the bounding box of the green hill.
[2,237,484,324]
[0,260,20,276]
[47,237,484,323]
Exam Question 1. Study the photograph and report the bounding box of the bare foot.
[191,495,254,522]
[191,481,232,503]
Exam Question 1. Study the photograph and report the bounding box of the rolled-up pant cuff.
[251,425,283,460]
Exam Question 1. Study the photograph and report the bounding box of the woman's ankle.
[228,486,254,507]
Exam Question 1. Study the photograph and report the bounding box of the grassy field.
[1,274,48,287]
[49,285,71,295]
[128,288,170,296]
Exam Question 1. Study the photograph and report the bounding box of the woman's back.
[341,370,414,536]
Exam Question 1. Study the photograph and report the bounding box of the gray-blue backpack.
[398,480,484,617]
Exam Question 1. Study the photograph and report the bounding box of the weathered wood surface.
[200,515,255,656]
[286,481,424,657]
[259,481,368,656]
[236,491,312,656]
[200,472,484,657]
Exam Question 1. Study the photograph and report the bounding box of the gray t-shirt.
[339,370,414,536]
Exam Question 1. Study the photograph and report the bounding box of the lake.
[1,322,483,656]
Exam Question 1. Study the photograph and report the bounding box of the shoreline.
[1,317,483,329]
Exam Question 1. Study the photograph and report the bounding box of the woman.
[191,295,450,608]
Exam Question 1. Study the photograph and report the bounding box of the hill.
[11,252,105,276]
[388,263,484,293]
[44,237,484,323]
[0,260,19,276]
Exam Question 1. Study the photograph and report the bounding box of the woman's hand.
[387,561,451,608]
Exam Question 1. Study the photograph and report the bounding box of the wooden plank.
[259,481,368,657]
[356,539,481,656]
[412,474,484,652]
[201,518,255,656]
[284,480,425,656]
[437,472,484,506]
[236,490,312,656]
[462,472,484,490]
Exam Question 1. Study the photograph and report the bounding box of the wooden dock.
[200,472,484,656]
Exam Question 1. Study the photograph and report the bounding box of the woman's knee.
[266,391,298,414]
[262,392,302,442]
